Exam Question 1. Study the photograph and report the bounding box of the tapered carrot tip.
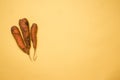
[28,53,32,61]
[33,49,37,61]
[25,49,32,61]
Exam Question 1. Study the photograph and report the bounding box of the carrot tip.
[33,56,37,61]
[33,49,37,61]
[29,54,32,61]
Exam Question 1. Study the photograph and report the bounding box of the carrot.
[31,23,38,61]
[19,18,31,50]
[11,26,29,55]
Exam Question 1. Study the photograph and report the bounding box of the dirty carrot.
[31,23,38,61]
[19,18,31,50]
[11,26,29,55]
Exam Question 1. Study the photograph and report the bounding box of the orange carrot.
[11,26,29,55]
[31,23,38,61]
[19,18,31,50]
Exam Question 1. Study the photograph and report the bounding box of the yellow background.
[0,0,120,80]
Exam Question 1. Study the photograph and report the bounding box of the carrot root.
[28,53,32,61]
[11,18,38,61]
[33,48,37,61]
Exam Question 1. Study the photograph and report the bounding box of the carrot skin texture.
[19,18,31,49]
[31,23,38,61]
[31,23,38,49]
[11,26,29,55]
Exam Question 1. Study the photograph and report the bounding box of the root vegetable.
[31,23,38,61]
[11,26,29,55]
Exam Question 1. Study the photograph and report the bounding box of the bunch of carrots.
[11,18,38,61]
